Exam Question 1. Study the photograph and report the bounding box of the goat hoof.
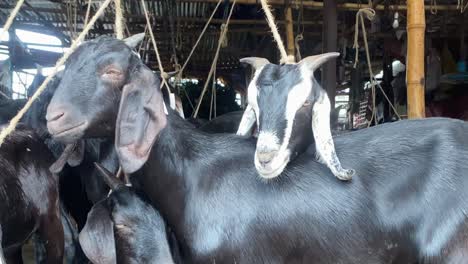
[335,169,354,181]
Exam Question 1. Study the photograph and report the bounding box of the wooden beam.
[182,0,459,11]
[406,0,426,119]
[284,5,294,57]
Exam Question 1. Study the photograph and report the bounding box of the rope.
[0,0,25,40]
[259,0,294,64]
[178,0,223,77]
[459,0,468,13]
[114,0,125,39]
[294,34,303,61]
[84,0,93,27]
[430,0,437,15]
[0,0,113,147]
[352,8,401,127]
[192,1,236,118]
[141,0,171,93]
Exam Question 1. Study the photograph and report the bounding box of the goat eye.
[101,67,124,82]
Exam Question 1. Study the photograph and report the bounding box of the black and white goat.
[79,163,175,264]
[0,126,64,263]
[237,55,354,180]
[46,35,468,263]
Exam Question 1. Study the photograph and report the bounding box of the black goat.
[238,56,354,180]
[0,98,26,125]
[47,35,468,263]
[0,125,63,263]
[79,163,175,264]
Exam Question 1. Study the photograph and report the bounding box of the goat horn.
[94,162,123,191]
[123,33,145,49]
[299,52,340,71]
[239,57,270,71]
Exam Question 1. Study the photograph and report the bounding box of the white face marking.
[255,131,290,179]
[246,66,264,125]
[250,65,314,179]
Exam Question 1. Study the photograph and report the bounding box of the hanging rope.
[0,0,114,147]
[84,0,93,27]
[141,0,171,92]
[192,0,236,118]
[0,0,25,40]
[459,0,468,13]
[352,8,401,127]
[259,0,294,64]
[178,0,223,77]
[430,0,437,15]
[114,0,125,39]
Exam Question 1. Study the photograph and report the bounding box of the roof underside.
[0,0,466,77]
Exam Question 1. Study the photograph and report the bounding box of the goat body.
[135,115,468,263]
[0,126,64,263]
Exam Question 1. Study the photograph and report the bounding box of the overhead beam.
[183,0,459,11]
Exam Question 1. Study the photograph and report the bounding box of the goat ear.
[240,57,270,71]
[49,141,85,173]
[79,201,116,264]
[236,104,256,136]
[299,52,340,72]
[123,33,145,49]
[115,64,166,174]
[66,140,85,167]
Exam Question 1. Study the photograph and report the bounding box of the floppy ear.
[298,52,340,72]
[79,201,116,264]
[66,140,85,167]
[49,141,85,173]
[115,64,167,174]
[236,104,256,136]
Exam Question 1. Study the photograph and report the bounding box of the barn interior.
[1,0,466,130]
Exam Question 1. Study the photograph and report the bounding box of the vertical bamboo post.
[323,0,337,107]
[406,0,425,119]
[285,5,295,57]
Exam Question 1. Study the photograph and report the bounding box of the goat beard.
[49,140,85,173]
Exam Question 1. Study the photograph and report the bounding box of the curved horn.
[240,57,270,71]
[299,52,340,71]
[124,33,146,49]
[94,162,123,191]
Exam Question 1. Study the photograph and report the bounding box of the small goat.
[237,55,354,180]
[79,163,175,264]
[46,34,468,263]
[0,125,64,263]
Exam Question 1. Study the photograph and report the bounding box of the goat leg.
[312,92,354,181]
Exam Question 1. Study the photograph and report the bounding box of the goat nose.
[257,150,277,166]
[47,112,64,122]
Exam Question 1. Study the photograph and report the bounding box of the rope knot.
[280,55,296,64]
[161,71,170,80]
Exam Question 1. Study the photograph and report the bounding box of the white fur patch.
[236,104,256,136]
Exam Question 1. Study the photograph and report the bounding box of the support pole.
[322,0,337,107]
[285,5,295,57]
[406,0,425,119]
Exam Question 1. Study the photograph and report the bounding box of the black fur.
[46,35,468,263]
[0,126,64,263]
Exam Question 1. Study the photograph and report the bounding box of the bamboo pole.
[285,6,294,57]
[406,0,426,119]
